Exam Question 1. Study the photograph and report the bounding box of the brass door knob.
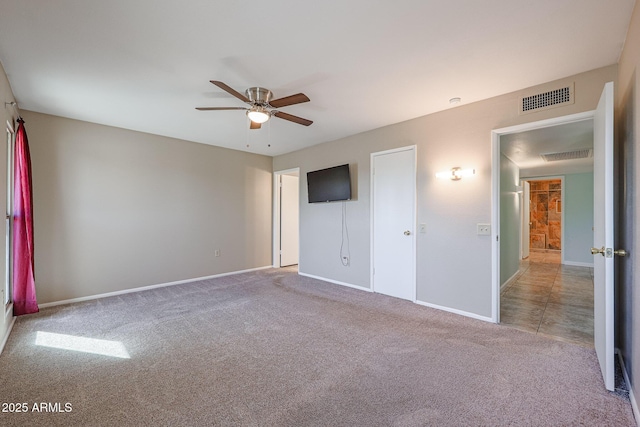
[591,247,627,257]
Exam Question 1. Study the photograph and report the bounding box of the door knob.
[404,230,411,236]
[591,247,627,257]
[614,249,627,257]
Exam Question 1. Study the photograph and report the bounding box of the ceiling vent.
[519,82,575,115]
[540,148,592,162]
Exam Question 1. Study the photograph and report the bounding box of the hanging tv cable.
[340,201,351,266]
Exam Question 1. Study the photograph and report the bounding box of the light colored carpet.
[0,268,635,426]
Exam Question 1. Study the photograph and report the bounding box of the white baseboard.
[617,350,639,426]
[298,272,492,323]
[501,270,521,292]
[39,266,273,309]
[562,261,594,268]
[415,300,494,323]
[0,315,16,356]
[298,272,372,292]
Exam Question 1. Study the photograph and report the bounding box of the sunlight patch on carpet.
[35,331,130,359]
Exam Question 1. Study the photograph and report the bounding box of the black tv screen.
[307,164,352,203]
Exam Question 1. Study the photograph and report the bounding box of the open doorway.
[273,168,300,269]
[492,112,596,347]
[523,177,564,263]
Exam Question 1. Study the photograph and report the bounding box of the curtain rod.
[4,101,22,120]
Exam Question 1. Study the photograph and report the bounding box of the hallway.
[500,250,594,347]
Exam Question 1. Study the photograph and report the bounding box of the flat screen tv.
[307,164,352,203]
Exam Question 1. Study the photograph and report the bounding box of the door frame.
[521,176,565,262]
[273,168,300,268]
[370,145,417,300]
[1,120,15,355]
[491,111,594,323]
[520,181,530,260]
[4,120,14,310]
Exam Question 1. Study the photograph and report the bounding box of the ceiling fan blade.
[269,93,310,108]
[273,111,313,126]
[250,121,262,130]
[210,80,250,103]
[196,107,247,111]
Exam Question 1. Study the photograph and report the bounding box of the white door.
[280,174,299,267]
[372,147,416,301]
[592,81,617,391]
[521,181,530,259]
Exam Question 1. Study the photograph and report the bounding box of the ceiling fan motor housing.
[246,87,273,106]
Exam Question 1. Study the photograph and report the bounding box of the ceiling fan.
[196,80,313,129]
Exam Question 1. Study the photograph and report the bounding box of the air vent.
[519,83,575,114]
[540,149,592,162]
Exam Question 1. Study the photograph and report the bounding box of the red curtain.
[13,118,38,315]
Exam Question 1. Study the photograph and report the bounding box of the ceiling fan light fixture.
[247,107,271,124]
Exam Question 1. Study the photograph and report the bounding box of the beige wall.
[23,111,273,304]
[274,65,617,319]
[616,0,640,415]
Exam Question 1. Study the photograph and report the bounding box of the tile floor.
[500,250,594,347]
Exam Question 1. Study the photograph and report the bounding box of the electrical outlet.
[214,249,220,257]
[477,224,491,235]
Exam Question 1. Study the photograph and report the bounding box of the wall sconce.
[435,167,475,181]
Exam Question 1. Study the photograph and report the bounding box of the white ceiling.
[0,0,635,156]
[501,120,594,177]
